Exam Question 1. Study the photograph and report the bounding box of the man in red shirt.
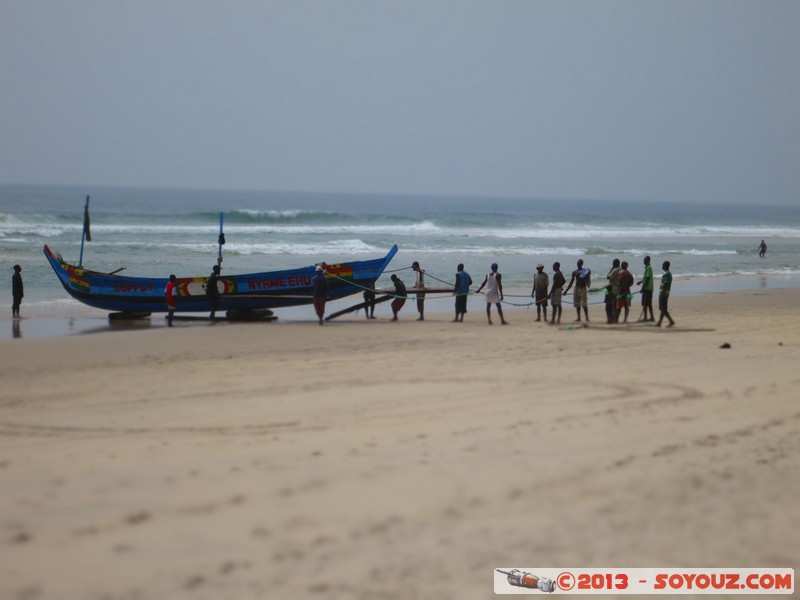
[165,274,178,326]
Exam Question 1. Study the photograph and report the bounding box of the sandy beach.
[1,288,798,599]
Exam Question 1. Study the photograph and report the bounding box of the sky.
[1,0,798,204]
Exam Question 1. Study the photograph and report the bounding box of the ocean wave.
[220,240,380,256]
[0,225,79,238]
[397,245,588,256]
[584,246,739,257]
[395,245,745,258]
[679,266,800,278]
[676,248,738,256]
[455,224,800,240]
[222,208,340,222]
[12,221,443,237]
[4,214,800,240]
[0,212,73,224]
[92,239,382,256]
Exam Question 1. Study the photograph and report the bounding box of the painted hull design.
[44,244,398,314]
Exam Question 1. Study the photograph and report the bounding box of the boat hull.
[43,244,398,314]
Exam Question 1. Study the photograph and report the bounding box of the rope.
[384,266,414,273]
[423,271,453,287]
[322,265,475,302]
[502,299,535,308]
[320,264,644,307]
[322,268,417,301]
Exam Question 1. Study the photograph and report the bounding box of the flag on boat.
[83,196,92,242]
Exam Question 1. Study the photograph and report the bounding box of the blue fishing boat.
[43,243,398,316]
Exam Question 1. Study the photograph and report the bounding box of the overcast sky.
[1,0,798,203]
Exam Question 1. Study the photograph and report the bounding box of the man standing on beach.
[549,262,566,325]
[363,282,376,319]
[165,274,178,326]
[532,263,549,322]
[476,263,507,325]
[312,266,329,325]
[390,274,407,321]
[412,261,426,321]
[453,263,472,322]
[758,240,767,258]
[564,259,590,322]
[606,258,621,324]
[637,256,655,322]
[656,261,675,327]
[617,261,635,323]
[12,264,23,318]
[206,265,221,320]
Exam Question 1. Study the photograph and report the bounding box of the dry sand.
[1,289,798,599]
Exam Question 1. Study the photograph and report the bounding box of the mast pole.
[79,195,90,267]
[217,212,225,269]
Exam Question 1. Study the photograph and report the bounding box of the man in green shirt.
[656,260,675,328]
[637,255,655,322]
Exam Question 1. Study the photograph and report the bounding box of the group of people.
[370,261,506,325]
[168,257,675,327]
[598,256,674,327]
[476,257,673,327]
[164,263,221,326]
[6,256,673,328]
[363,256,675,328]
[357,262,425,323]
[162,263,343,326]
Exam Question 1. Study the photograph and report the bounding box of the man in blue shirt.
[453,263,472,322]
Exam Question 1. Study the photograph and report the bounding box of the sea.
[2,183,800,336]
